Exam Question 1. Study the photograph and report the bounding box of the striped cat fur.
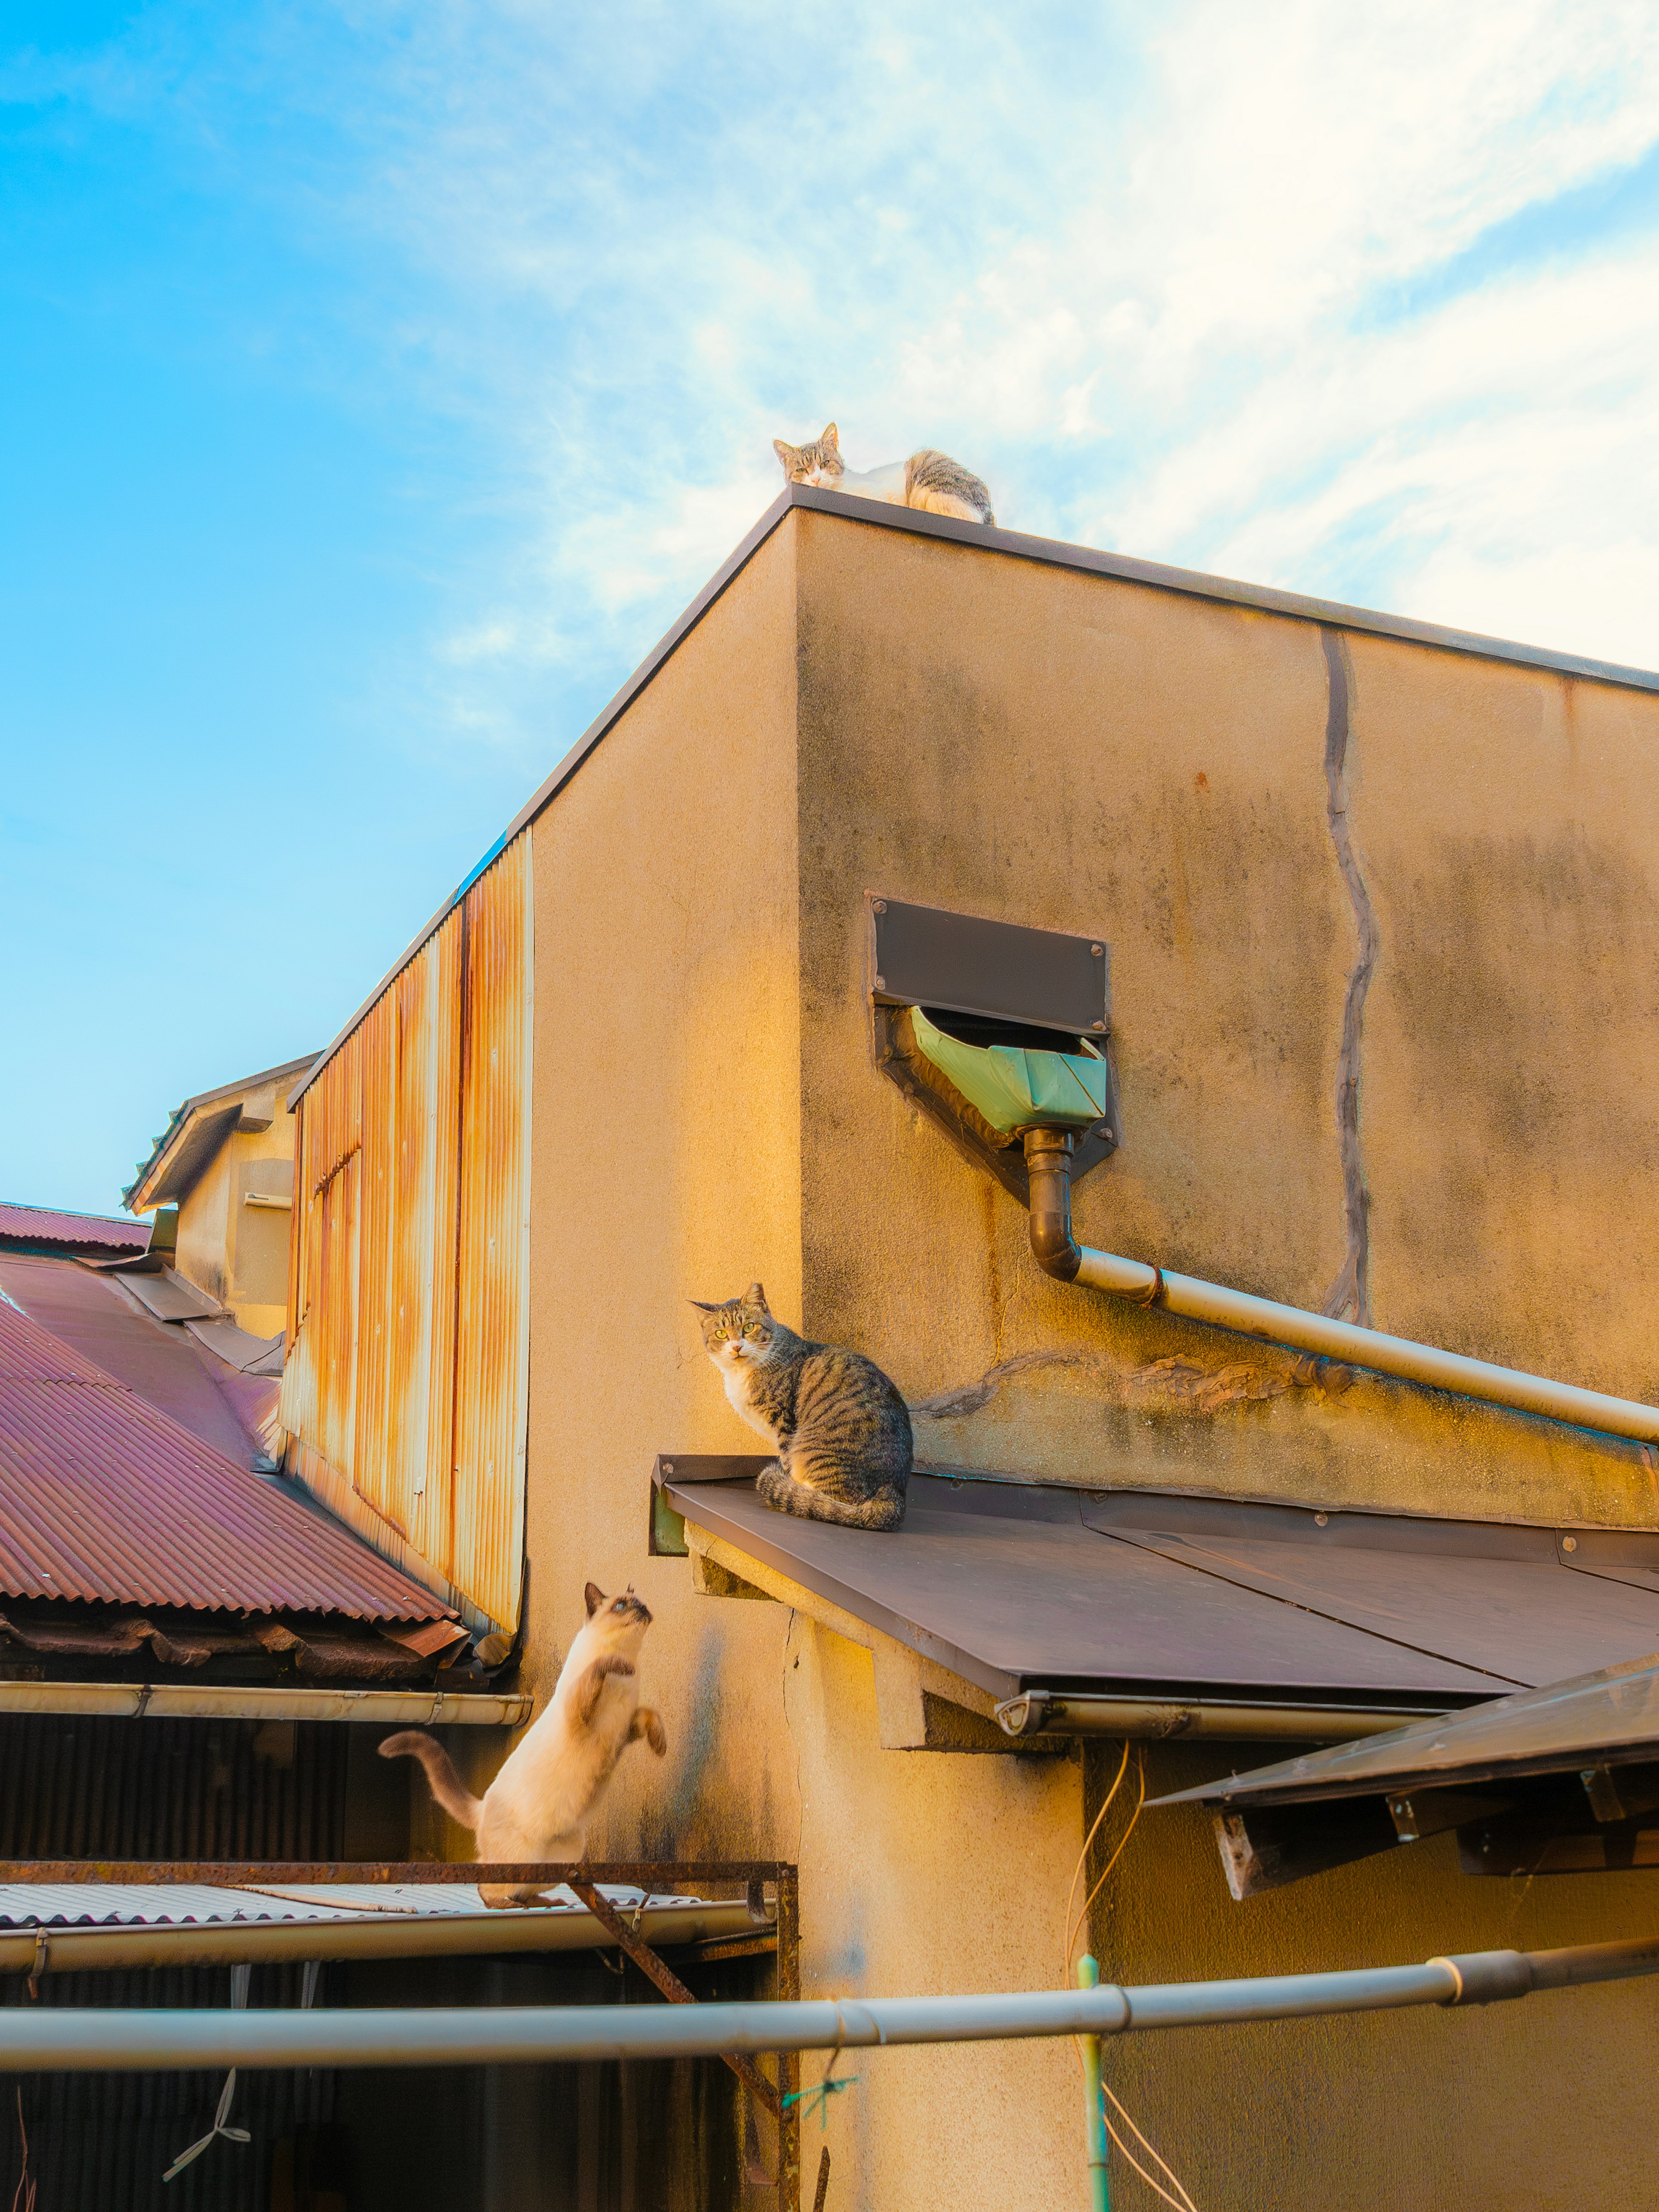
[773,422,995,525]
[694,1283,912,1532]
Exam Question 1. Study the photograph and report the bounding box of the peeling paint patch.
[909,1345,1323,1423]
[1318,629,1379,1328]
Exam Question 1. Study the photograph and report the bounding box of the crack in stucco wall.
[1317,628,1379,1328]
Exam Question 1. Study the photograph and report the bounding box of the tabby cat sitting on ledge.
[695,1283,912,1530]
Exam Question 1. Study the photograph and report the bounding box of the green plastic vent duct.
[907,1007,1108,1135]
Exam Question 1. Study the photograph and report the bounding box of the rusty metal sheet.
[113,1268,222,1323]
[1084,1519,1659,1689]
[0,1204,149,1255]
[281,833,531,1634]
[662,1471,1507,1704]
[0,1292,449,1621]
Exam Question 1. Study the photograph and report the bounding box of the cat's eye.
[612,1599,626,1611]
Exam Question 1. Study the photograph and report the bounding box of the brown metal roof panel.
[1087,1520,1659,1690]
[0,1301,451,1622]
[662,1471,1509,1704]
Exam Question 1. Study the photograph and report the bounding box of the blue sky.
[6,1,1659,1214]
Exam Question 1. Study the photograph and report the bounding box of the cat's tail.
[378,1730,483,1830]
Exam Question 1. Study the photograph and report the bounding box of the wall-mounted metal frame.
[865,893,1120,1206]
[868,894,1109,1036]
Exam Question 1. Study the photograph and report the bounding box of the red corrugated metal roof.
[0,1296,450,1622]
[0,1255,271,1471]
[0,1204,149,1253]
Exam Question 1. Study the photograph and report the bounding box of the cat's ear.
[773,438,796,469]
[745,1281,769,1311]
[820,423,839,451]
[688,1299,723,1313]
[584,1581,606,1618]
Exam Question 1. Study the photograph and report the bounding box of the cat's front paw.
[755,1462,788,1506]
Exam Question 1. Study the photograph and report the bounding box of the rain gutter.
[993,1691,1438,1743]
[8,1935,1657,2069]
[0,1902,762,1977]
[1022,1128,1659,1447]
[0,1682,531,1725]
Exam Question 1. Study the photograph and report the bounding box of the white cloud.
[76,0,1659,705]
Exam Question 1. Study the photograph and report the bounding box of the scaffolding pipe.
[1022,1129,1659,1446]
[8,1937,1657,2071]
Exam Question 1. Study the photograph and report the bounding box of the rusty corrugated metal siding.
[0,1978,336,2212]
[0,1713,347,1859]
[280,834,532,1634]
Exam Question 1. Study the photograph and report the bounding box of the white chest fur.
[716,1354,778,1440]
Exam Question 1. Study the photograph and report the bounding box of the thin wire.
[1057,1744,1201,2212]
[1060,1738,1130,1980]
[11,2088,36,2212]
[1101,2109,1196,2212]
[1102,2081,1199,2212]
[1066,1750,1146,1976]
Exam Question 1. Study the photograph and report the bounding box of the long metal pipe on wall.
[1022,1129,1659,1447]
[7,1937,1656,2070]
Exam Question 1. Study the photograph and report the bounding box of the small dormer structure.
[124,1053,315,1337]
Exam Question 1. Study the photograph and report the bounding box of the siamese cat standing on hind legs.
[380,1583,666,1907]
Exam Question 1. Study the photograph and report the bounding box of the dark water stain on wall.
[1317,629,1379,1329]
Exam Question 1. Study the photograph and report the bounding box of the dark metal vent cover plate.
[868,894,1109,1036]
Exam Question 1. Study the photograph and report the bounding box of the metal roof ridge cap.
[288,484,800,1109]
[788,486,1659,693]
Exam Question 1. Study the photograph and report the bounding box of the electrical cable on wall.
[1062,1745,1200,2211]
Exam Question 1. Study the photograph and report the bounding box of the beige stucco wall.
[172,1082,299,1336]
[502,505,1659,2212]
[1104,1737,1659,2212]
[793,512,1659,1532]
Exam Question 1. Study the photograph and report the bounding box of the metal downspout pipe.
[6,1936,1658,2069]
[1021,1129,1659,1447]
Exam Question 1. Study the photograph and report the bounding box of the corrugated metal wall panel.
[1,1967,335,2212]
[451,845,534,1631]
[0,1713,346,1859]
[280,834,531,1634]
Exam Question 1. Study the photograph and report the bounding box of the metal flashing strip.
[0,1682,530,1724]
[292,484,1659,1112]
[789,486,1659,693]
